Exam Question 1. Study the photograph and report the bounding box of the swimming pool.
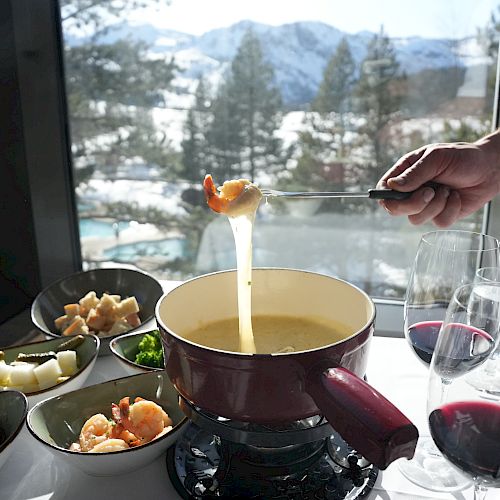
[79,218,130,238]
[103,238,187,261]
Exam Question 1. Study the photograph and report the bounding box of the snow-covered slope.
[67,20,490,105]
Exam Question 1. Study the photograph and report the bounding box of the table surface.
[2,335,498,500]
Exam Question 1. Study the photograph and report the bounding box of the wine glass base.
[398,437,471,492]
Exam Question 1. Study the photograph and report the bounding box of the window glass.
[60,0,500,299]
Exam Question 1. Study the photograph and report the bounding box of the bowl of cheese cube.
[31,268,164,355]
[0,334,99,406]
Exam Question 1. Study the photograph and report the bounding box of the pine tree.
[206,29,283,182]
[284,39,357,200]
[181,78,212,182]
[312,38,356,157]
[206,81,244,181]
[61,1,177,178]
[353,27,401,189]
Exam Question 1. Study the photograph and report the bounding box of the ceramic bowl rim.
[109,329,162,372]
[0,334,100,397]
[26,371,187,457]
[31,268,163,340]
[0,390,28,454]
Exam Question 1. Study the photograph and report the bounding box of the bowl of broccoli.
[109,329,164,375]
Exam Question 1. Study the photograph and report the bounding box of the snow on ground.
[78,178,189,216]
[151,107,187,150]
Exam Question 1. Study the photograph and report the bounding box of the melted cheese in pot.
[182,315,352,354]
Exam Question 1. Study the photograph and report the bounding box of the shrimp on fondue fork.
[203,174,263,354]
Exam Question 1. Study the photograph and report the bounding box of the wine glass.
[428,282,500,500]
[399,230,500,490]
[466,266,500,395]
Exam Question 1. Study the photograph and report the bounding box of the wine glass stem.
[474,482,488,500]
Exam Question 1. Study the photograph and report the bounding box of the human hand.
[377,139,500,227]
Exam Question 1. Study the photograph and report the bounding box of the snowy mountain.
[66,20,489,106]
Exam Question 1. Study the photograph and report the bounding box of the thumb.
[386,156,440,192]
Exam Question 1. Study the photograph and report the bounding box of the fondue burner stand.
[166,398,378,499]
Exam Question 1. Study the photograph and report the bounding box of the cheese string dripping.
[229,212,256,353]
[203,174,262,354]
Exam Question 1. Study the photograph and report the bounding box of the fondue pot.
[155,268,418,470]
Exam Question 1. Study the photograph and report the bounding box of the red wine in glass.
[407,320,442,365]
[405,302,449,365]
[429,400,500,486]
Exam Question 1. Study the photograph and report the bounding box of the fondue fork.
[260,187,413,200]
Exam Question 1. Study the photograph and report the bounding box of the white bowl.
[109,329,163,376]
[26,371,186,476]
[1,334,99,407]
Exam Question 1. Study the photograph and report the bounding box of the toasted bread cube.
[109,295,121,303]
[96,293,117,316]
[125,313,141,328]
[107,319,131,335]
[85,308,107,331]
[62,316,89,336]
[10,363,37,386]
[0,362,12,385]
[57,350,78,376]
[54,314,71,332]
[79,291,99,311]
[64,303,80,318]
[34,358,62,390]
[115,296,139,318]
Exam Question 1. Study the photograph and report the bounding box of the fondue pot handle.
[306,366,418,470]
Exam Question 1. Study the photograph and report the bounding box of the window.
[2,0,500,334]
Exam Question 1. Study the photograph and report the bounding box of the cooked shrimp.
[203,174,262,217]
[90,438,129,453]
[153,425,173,440]
[78,413,111,452]
[113,396,165,444]
[162,409,173,427]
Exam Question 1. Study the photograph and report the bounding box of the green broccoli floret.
[135,330,164,368]
[135,349,163,368]
[138,330,161,352]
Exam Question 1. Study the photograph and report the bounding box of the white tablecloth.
[0,336,497,500]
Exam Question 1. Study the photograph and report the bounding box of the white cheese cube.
[34,359,63,390]
[10,363,37,386]
[21,382,41,393]
[56,350,78,376]
[0,361,12,385]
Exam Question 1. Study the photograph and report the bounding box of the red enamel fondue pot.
[155,268,418,470]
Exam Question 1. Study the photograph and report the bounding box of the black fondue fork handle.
[367,189,412,200]
[368,182,442,201]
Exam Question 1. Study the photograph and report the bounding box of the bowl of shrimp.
[26,370,186,476]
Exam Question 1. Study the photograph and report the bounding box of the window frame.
[6,0,500,337]
[9,0,81,289]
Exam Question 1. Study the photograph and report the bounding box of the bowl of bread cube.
[0,334,99,406]
[31,268,164,355]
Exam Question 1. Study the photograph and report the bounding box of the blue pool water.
[103,238,186,261]
[79,219,130,238]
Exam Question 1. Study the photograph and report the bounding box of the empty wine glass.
[428,282,500,500]
[466,267,500,395]
[399,230,500,490]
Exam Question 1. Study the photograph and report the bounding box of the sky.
[128,0,499,39]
